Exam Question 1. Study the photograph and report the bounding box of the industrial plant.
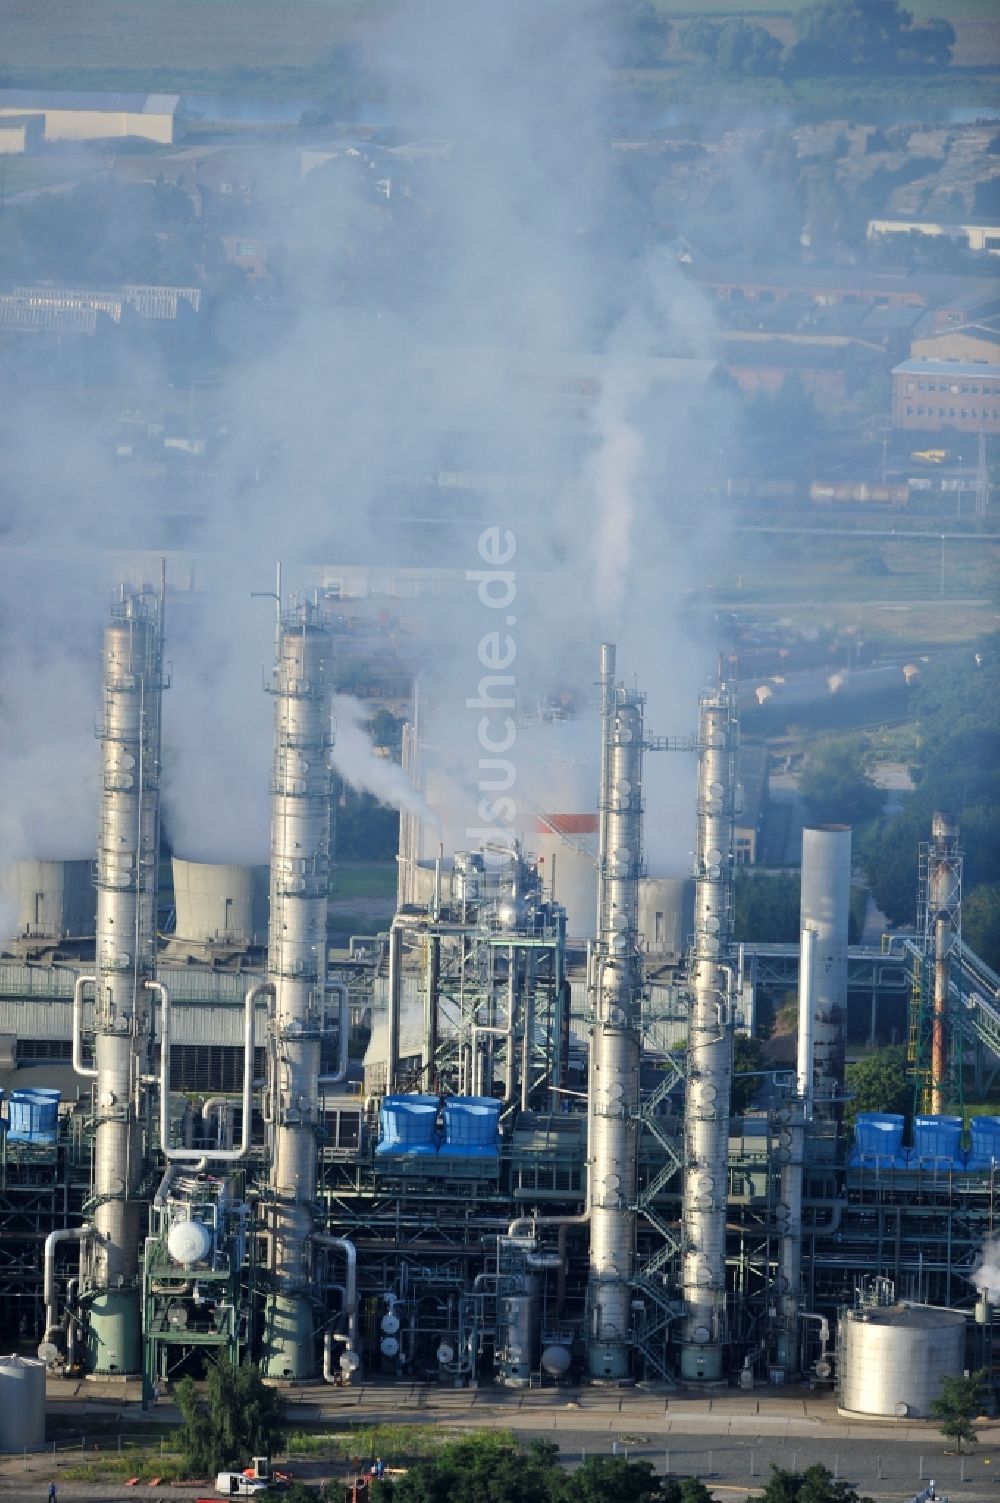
[0,574,998,1444]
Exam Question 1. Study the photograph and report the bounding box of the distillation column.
[261,602,333,1379]
[586,643,644,1381]
[680,678,738,1382]
[800,825,850,1121]
[84,589,165,1373]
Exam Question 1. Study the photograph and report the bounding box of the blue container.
[911,1114,964,1170]
[967,1115,1000,1169]
[441,1096,501,1158]
[7,1088,60,1143]
[849,1112,905,1168]
[376,1094,440,1156]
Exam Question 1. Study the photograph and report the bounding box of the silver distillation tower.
[260,600,334,1379]
[586,643,644,1381]
[77,586,166,1373]
[679,675,737,1382]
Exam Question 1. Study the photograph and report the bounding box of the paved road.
[4,1380,999,1502]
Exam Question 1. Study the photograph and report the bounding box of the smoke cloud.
[0,0,740,894]
[971,1236,1000,1303]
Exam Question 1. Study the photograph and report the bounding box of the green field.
[0,0,995,102]
[330,860,396,901]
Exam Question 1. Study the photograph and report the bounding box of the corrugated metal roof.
[893,358,1000,377]
[0,89,179,114]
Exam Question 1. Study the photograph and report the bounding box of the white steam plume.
[971,1236,1000,1302]
[332,695,440,832]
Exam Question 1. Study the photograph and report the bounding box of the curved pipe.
[313,1234,358,1346]
[44,1225,91,1341]
[72,976,98,1079]
[318,981,350,1088]
[159,980,271,1162]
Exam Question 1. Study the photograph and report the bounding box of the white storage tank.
[1,859,95,941]
[171,858,268,948]
[0,1354,46,1452]
[838,1304,966,1418]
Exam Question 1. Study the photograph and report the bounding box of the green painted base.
[261,1293,316,1380]
[586,1340,632,1383]
[85,1291,142,1375]
[680,1342,723,1382]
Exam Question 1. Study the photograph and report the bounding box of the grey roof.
[893,358,1000,378]
[0,89,180,115]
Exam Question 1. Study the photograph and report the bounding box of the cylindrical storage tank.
[838,1305,966,1418]
[171,858,268,947]
[1,859,95,941]
[499,1295,537,1385]
[0,1354,46,1452]
[638,877,695,959]
[800,825,851,1122]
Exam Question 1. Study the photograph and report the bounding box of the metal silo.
[260,600,333,1380]
[838,1303,966,1417]
[800,825,850,1121]
[0,1354,46,1452]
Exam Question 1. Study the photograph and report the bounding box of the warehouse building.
[0,90,182,145]
[892,358,1000,434]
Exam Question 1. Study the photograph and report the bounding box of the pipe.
[318,981,350,1088]
[201,1097,234,1150]
[387,920,403,1095]
[797,927,816,1120]
[72,975,98,1079]
[313,1234,358,1345]
[44,1225,91,1341]
[152,1162,179,1209]
[159,979,270,1161]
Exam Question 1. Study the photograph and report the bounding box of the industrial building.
[892,358,1000,434]
[0,90,182,146]
[0,579,998,1429]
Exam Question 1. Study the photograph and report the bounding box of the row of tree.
[615,0,954,77]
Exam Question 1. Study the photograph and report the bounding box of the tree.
[391,1434,556,1503]
[790,0,954,74]
[734,871,802,944]
[732,1034,768,1114]
[843,1046,910,1130]
[548,1455,669,1503]
[799,735,884,828]
[714,20,784,75]
[606,1,671,67]
[964,882,1000,973]
[757,1462,875,1503]
[175,1360,287,1478]
[929,1368,988,1450]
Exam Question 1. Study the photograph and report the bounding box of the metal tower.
[260,600,334,1379]
[80,586,165,1373]
[679,675,737,1382]
[910,812,963,1115]
[585,644,644,1381]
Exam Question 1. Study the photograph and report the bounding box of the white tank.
[171,859,268,947]
[639,877,695,958]
[1,859,95,941]
[838,1304,966,1418]
[0,1354,46,1452]
[167,1218,213,1266]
